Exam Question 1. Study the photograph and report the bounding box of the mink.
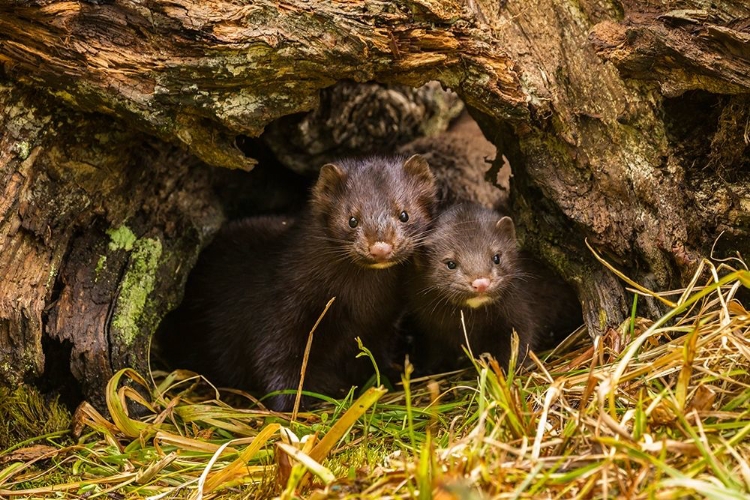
[404,203,582,374]
[161,155,437,410]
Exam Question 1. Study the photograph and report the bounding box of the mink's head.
[310,155,437,269]
[415,203,522,308]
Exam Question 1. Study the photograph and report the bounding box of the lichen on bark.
[106,226,137,253]
[110,237,163,347]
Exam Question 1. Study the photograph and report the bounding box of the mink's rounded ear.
[313,163,346,200]
[495,216,517,243]
[403,154,435,187]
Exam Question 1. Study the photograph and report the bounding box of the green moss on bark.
[106,225,137,252]
[110,237,163,347]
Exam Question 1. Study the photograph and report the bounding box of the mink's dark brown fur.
[405,203,582,373]
[162,156,437,410]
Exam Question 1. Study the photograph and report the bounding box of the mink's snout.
[369,241,394,261]
[471,277,490,293]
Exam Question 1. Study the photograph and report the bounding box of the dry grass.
[0,258,748,499]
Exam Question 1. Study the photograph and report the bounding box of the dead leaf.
[0,445,58,464]
[688,384,717,412]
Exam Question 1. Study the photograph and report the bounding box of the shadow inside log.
[153,80,584,408]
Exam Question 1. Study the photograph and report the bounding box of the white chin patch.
[368,261,397,270]
[465,296,492,308]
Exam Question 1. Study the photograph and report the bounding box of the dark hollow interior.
[152,82,585,398]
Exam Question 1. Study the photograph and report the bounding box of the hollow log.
[0,0,748,406]
[0,82,223,408]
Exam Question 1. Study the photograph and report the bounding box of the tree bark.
[262,80,465,176]
[0,0,748,404]
[0,82,223,408]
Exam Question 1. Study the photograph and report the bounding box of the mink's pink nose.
[369,241,393,261]
[472,277,490,293]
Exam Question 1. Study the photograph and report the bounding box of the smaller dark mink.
[405,203,582,373]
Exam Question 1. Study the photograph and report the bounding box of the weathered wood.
[0,0,523,170]
[398,111,508,211]
[0,81,222,407]
[591,4,750,97]
[0,0,748,406]
[0,83,75,387]
[263,81,465,175]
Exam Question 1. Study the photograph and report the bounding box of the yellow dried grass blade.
[586,239,677,308]
[417,432,433,500]
[611,271,745,388]
[276,443,335,485]
[194,440,234,500]
[0,471,135,497]
[153,431,238,455]
[202,422,281,493]
[135,451,178,484]
[0,463,24,486]
[739,270,750,288]
[154,368,203,395]
[676,326,699,411]
[293,296,336,422]
[659,477,748,500]
[532,383,560,460]
[308,386,387,463]
[106,368,156,438]
[119,385,156,413]
[198,417,262,436]
[74,401,120,440]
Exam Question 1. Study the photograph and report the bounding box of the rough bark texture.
[590,3,750,97]
[0,82,223,408]
[0,0,748,405]
[263,81,465,175]
[0,0,523,171]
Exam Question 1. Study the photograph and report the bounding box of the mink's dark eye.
[349,217,359,228]
[446,261,457,270]
[493,254,500,265]
[399,211,409,223]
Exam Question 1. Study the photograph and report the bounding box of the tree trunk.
[0,82,223,408]
[0,0,748,405]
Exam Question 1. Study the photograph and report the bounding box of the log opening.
[153,81,586,402]
[1,0,748,410]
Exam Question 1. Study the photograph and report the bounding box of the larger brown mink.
[164,155,437,410]
[405,203,582,373]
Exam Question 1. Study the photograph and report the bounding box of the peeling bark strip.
[0,0,523,170]
[0,0,749,405]
[0,86,65,386]
[591,4,750,97]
